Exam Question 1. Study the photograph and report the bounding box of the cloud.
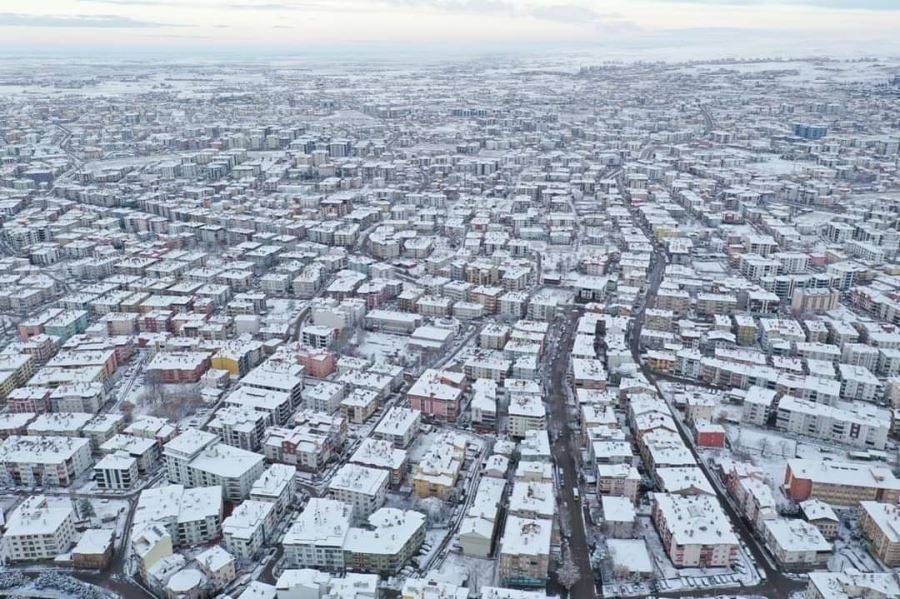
[379,0,513,14]
[650,0,900,8]
[81,0,323,9]
[0,12,173,28]
[530,4,598,23]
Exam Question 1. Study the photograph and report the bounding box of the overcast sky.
[1,0,899,58]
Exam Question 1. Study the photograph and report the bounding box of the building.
[328,464,388,520]
[132,485,224,547]
[71,528,115,569]
[596,464,641,503]
[800,499,839,540]
[249,463,297,515]
[373,406,420,448]
[350,437,408,487]
[186,442,266,502]
[508,394,546,438]
[223,500,276,560]
[412,433,466,500]
[784,459,900,504]
[761,518,831,568]
[343,508,426,575]
[94,451,139,490]
[805,571,899,599]
[602,495,636,538]
[498,516,551,587]
[4,495,76,561]
[775,395,890,450]
[651,493,739,567]
[406,369,466,421]
[283,498,353,571]
[146,351,211,383]
[0,435,92,487]
[858,501,900,566]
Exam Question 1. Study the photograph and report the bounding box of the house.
[799,500,839,540]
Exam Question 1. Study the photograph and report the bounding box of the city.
[0,10,899,599]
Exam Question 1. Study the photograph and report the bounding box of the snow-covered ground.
[354,331,409,363]
[603,516,762,597]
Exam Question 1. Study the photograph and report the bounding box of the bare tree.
[557,548,581,590]
[758,436,769,457]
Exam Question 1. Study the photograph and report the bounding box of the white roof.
[0,435,89,464]
[509,480,555,518]
[250,463,296,498]
[6,496,73,537]
[283,498,353,548]
[350,437,407,471]
[500,515,551,557]
[196,545,234,573]
[859,501,900,543]
[652,493,739,547]
[788,459,900,492]
[807,571,899,599]
[328,463,389,496]
[223,500,274,539]
[374,406,420,437]
[763,518,831,553]
[72,528,114,555]
[602,495,636,523]
[189,442,265,478]
[607,539,654,574]
[800,499,838,523]
[343,508,426,555]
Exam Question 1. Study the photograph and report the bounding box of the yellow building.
[412,433,466,500]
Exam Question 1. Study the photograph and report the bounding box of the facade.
[0,435,92,487]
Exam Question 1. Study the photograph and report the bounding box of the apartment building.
[858,501,900,566]
[328,464,388,520]
[4,495,77,561]
[651,493,739,567]
[498,516,551,587]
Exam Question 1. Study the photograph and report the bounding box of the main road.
[547,306,596,599]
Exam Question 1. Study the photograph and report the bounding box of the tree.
[79,499,96,519]
[556,551,581,590]
[758,436,769,457]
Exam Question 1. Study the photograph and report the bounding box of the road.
[699,106,715,135]
[547,306,596,599]
[626,223,804,599]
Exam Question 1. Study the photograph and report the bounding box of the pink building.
[406,369,466,421]
[296,347,337,379]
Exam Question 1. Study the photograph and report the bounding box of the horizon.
[1,1,899,59]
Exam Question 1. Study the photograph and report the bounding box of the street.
[547,306,596,599]
[626,225,805,599]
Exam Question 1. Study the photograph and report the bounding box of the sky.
[0,0,899,59]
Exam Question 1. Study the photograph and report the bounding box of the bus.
[573,488,580,502]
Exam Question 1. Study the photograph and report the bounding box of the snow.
[354,331,409,363]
